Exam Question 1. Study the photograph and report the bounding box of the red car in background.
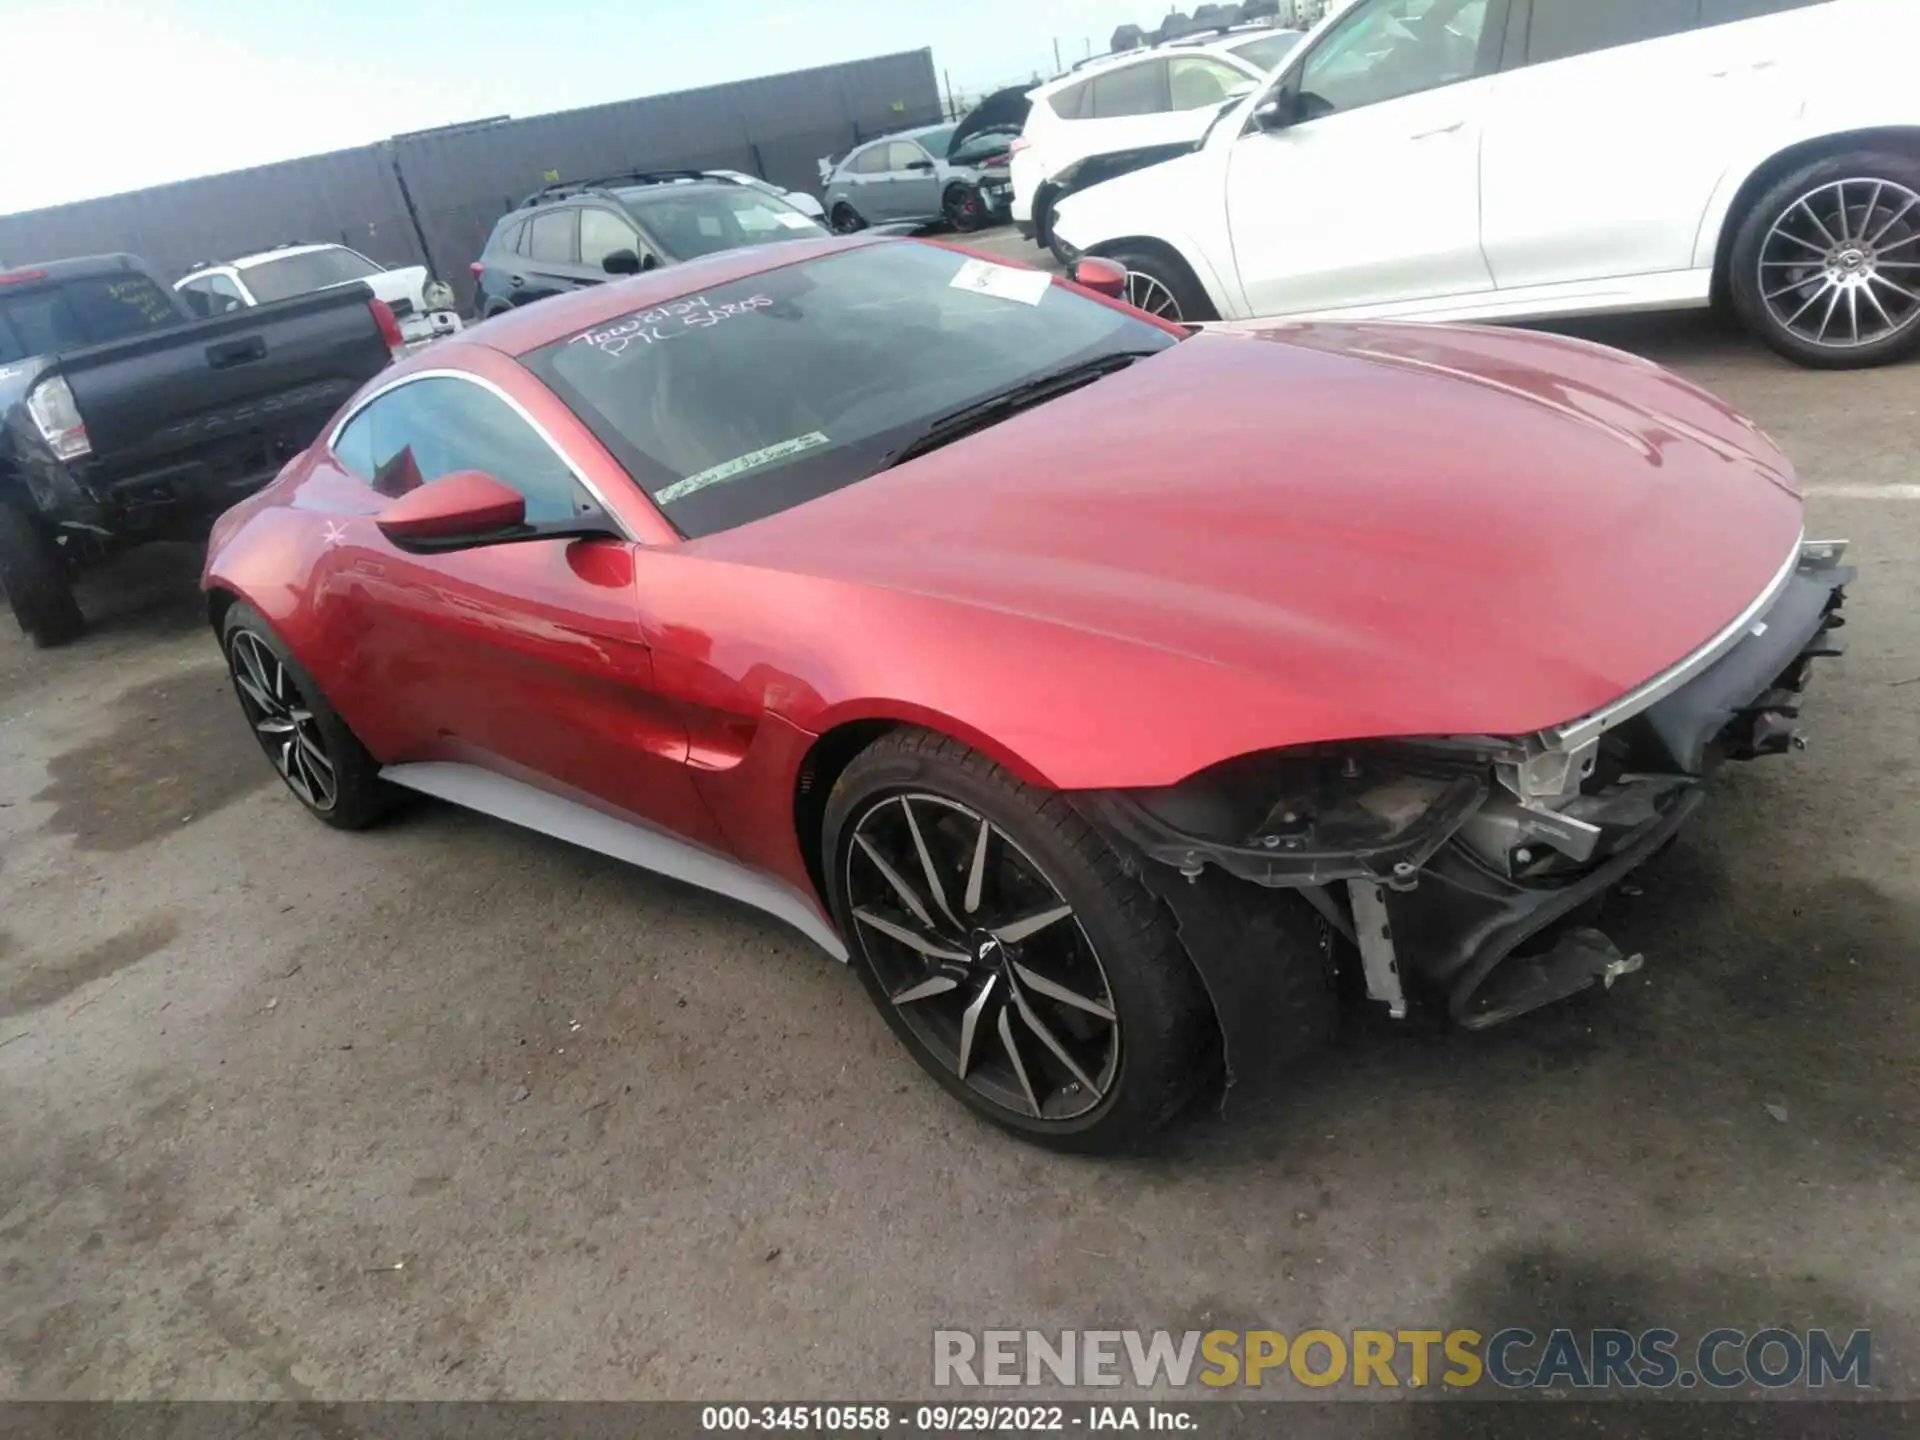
[203,236,1849,1152]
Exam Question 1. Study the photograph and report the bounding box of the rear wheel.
[830,202,867,235]
[0,501,85,648]
[824,729,1216,1153]
[221,602,395,830]
[943,183,987,233]
[1729,151,1920,369]
[1102,245,1218,324]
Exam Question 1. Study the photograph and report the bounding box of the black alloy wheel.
[846,792,1120,1122]
[220,602,394,829]
[825,729,1216,1152]
[229,628,339,812]
[943,184,987,233]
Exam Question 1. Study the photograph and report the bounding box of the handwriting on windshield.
[566,294,773,358]
[106,279,175,325]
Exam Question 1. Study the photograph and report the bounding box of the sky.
[0,0,1164,215]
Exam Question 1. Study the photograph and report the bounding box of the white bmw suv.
[1011,30,1304,247]
[1048,0,1920,368]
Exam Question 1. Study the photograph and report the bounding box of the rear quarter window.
[1045,79,1092,120]
[1089,59,1169,117]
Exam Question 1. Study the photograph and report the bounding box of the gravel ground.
[2,237,1917,1428]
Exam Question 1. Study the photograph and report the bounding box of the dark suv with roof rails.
[470,170,831,317]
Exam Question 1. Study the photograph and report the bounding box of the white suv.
[1049,0,1920,368]
[1011,33,1302,246]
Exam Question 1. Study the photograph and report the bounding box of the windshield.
[239,247,384,302]
[1302,0,1488,112]
[617,185,828,259]
[0,274,181,359]
[1231,30,1303,70]
[527,242,1178,539]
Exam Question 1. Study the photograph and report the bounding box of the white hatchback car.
[1011,31,1304,245]
[1049,0,1920,368]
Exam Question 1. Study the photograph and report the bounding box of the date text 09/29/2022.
[700,1406,1192,1432]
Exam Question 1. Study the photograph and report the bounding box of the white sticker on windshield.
[736,207,780,232]
[949,258,1052,306]
[698,215,724,237]
[655,432,831,506]
[774,211,817,229]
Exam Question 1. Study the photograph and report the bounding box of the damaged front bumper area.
[1086,538,1852,1076]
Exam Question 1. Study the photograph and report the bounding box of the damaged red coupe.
[203,236,1849,1151]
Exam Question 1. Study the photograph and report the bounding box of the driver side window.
[1296,0,1494,118]
[332,376,592,522]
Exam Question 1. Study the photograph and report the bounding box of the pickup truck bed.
[0,254,400,646]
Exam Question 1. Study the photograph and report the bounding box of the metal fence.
[0,50,942,311]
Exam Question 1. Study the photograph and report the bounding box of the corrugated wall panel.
[1,50,942,312]
[0,146,421,283]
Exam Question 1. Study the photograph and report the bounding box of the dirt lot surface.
[2,236,1916,1427]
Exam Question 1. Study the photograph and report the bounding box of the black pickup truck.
[0,254,403,647]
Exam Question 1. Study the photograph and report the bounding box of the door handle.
[205,335,267,369]
[508,274,526,288]
[1410,120,1465,140]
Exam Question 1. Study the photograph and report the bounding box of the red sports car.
[203,236,1849,1151]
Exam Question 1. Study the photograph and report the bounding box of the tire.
[823,728,1216,1153]
[942,183,986,233]
[1101,245,1219,324]
[830,202,867,235]
[1728,150,1920,370]
[220,602,395,830]
[0,501,85,648]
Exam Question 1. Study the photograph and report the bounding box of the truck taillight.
[25,376,91,461]
[469,262,484,278]
[368,297,408,362]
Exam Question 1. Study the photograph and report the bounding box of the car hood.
[701,321,1805,744]
[949,86,1032,155]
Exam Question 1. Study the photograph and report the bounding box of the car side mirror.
[1253,91,1296,132]
[1068,256,1128,302]
[375,471,618,553]
[603,249,642,276]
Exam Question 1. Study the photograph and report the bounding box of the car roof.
[229,243,343,267]
[0,253,149,284]
[456,234,891,357]
[607,179,748,204]
[1034,38,1259,92]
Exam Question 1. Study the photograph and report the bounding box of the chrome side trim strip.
[1543,529,1807,753]
[325,368,636,540]
[380,761,849,961]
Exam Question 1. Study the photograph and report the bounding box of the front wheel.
[1101,246,1218,324]
[221,602,395,830]
[830,202,867,235]
[824,729,1216,1153]
[1728,151,1920,369]
[943,184,987,233]
[0,502,84,648]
